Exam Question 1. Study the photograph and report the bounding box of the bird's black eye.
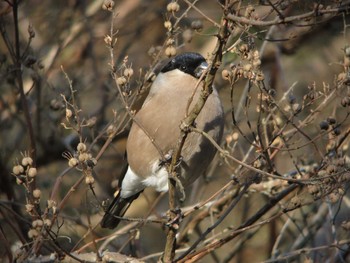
[180,65,187,71]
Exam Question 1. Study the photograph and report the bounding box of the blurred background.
[1,0,350,262]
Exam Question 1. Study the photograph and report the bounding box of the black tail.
[101,191,141,229]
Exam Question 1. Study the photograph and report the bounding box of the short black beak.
[194,61,208,78]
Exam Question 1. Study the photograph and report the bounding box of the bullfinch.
[101,52,224,229]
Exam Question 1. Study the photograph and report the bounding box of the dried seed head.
[86,116,97,128]
[78,152,90,162]
[225,135,233,144]
[253,50,260,59]
[245,5,255,17]
[102,0,114,11]
[307,185,319,195]
[68,157,79,167]
[85,175,95,185]
[65,109,73,119]
[28,229,39,239]
[243,63,252,71]
[319,120,329,130]
[290,196,301,207]
[253,159,262,168]
[104,35,112,46]
[107,125,117,136]
[332,127,341,136]
[232,132,239,141]
[116,76,127,86]
[22,156,33,167]
[47,200,56,209]
[166,38,175,46]
[167,2,180,12]
[327,117,336,124]
[345,46,350,57]
[292,103,301,112]
[123,68,134,78]
[77,142,87,152]
[239,44,249,53]
[28,167,37,178]
[26,204,34,213]
[28,24,35,38]
[221,69,231,80]
[256,72,265,81]
[191,20,203,31]
[252,59,261,67]
[13,165,24,175]
[33,189,41,199]
[164,20,172,30]
[326,164,337,174]
[44,219,52,227]
[32,219,44,229]
[165,46,177,57]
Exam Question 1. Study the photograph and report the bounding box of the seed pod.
[221,69,231,80]
[33,189,41,199]
[164,21,172,30]
[165,46,177,57]
[28,229,39,239]
[116,76,127,86]
[13,165,24,175]
[333,127,341,136]
[123,68,134,78]
[68,157,79,167]
[167,2,180,12]
[319,120,329,130]
[77,142,87,152]
[85,175,95,185]
[22,157,33,167]
[102,0,115,11]
[66,109,73,119]
[327,117,336,124]
[191,20,203,31]
[28,167,37,178]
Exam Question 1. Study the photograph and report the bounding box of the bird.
[101,52,224,229]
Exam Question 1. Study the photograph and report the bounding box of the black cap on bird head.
[161,52,208,78]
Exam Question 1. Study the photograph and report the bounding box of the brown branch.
[190,127,330,185]
[162,15,230,262]
[177,184,299,262]
[264,239,350,263]
[226,2,350,27]
[176,184,250,261]
[11,0,38,209]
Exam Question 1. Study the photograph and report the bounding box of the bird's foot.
[159,151,183,168]
[166,207,183,230]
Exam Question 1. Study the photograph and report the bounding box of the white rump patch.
[120,162,169,198]
[142,161,169,192]
[120,167,145,198]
